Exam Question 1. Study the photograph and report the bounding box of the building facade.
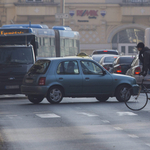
[0,0,150,55]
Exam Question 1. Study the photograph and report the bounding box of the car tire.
[47,86,63,104]
[96,95,109,102]
[28,95,44,104]
[116,85,131,102]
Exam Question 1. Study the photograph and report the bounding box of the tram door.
[118,43,137,55]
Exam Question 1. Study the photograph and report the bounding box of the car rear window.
[104,56,118,63]
[28,60,50,74]
[93,50,118,55]
[118,57,135,64]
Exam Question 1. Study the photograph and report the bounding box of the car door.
[56,60,82,96]
[80,60,113,95]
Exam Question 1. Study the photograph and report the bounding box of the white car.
[126,58,150,87]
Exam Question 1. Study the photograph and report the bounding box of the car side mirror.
[103,70,106,75]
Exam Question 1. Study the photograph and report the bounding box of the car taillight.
[134,66,141,75]
[38,77,46,85]
[116,66,122,73]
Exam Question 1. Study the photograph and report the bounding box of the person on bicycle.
[137,42,150,76]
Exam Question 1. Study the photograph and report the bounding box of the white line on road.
[36,113,60,118]
[77,112,99,117]
[128,134,139,138]
[117,112,137,116]
[114,127,123,130]
[101,120,110,123]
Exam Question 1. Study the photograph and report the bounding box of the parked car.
[92,49,119,55]
[21,57,138,104]
[99,55,119,71]
[126,60,150,87]
[111,55,137,74]
[91,54,105,63]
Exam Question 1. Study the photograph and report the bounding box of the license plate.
[25,79,33,83]
[5,85,19,89]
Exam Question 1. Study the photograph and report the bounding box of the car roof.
[118,55,136,58]
[36,56,93,61]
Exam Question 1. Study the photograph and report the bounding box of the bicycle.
[125,76,150,111]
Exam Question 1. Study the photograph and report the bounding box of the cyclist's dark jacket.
[139,47,150,73]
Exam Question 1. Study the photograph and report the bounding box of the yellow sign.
[0,31,24,35]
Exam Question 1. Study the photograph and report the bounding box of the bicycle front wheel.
[125,86,148,111]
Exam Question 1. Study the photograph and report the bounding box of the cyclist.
[136,42,150,76]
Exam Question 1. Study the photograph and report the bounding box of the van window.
[92,50,118,55]
[28,60,50,74]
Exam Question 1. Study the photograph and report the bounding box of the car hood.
[111,73,136,83]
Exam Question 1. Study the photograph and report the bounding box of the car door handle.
[59,78,63,81]
[85,77,89,81]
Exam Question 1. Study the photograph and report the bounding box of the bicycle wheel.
[125,86,148,111]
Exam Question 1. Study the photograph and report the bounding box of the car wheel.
[47,86,63,104]
[28,95,44,104]
[116,85,131,102]
[96,95,109,102]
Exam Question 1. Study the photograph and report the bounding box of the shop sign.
[77,10,98,17]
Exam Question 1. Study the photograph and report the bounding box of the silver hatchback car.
[21,57,138,104]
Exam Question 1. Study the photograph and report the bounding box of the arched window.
[112,28,144,49]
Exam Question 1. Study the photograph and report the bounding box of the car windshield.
[28,60,50,74]
[0,47,34,65]
[104,56,118,63]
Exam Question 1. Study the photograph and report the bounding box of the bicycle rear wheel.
[125,86,148,111]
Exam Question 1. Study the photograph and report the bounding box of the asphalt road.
[0,96,150,150]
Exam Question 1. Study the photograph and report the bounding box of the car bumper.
[21,85,48,96]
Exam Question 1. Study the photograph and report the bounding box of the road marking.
[114,127,123,130]
[101,120,110,123]
[36,113,60,118]
[117,112,137,116]
[77,112,98,117]
[128,134,139,138]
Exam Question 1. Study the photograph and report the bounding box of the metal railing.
[122,0,149,3]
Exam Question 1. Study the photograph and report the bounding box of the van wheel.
[96,95,109,102]
[116,85,131,102]
[28,95,44,104]
[47,86,63,104]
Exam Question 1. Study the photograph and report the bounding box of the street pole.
[60,0,65,26]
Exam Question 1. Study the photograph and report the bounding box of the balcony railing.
[15,0,57,6]
[17,0,54,3]
[121,0,150,5]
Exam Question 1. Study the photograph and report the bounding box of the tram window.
[49,38,51,46]
[38,37,42,46]
[74,39,77,47]
[60,39,65,47]
[69,39,72,47]
[43,38,45,46]
[51,38,55,46]
[65,39,69,48]
[44,37,50,46]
